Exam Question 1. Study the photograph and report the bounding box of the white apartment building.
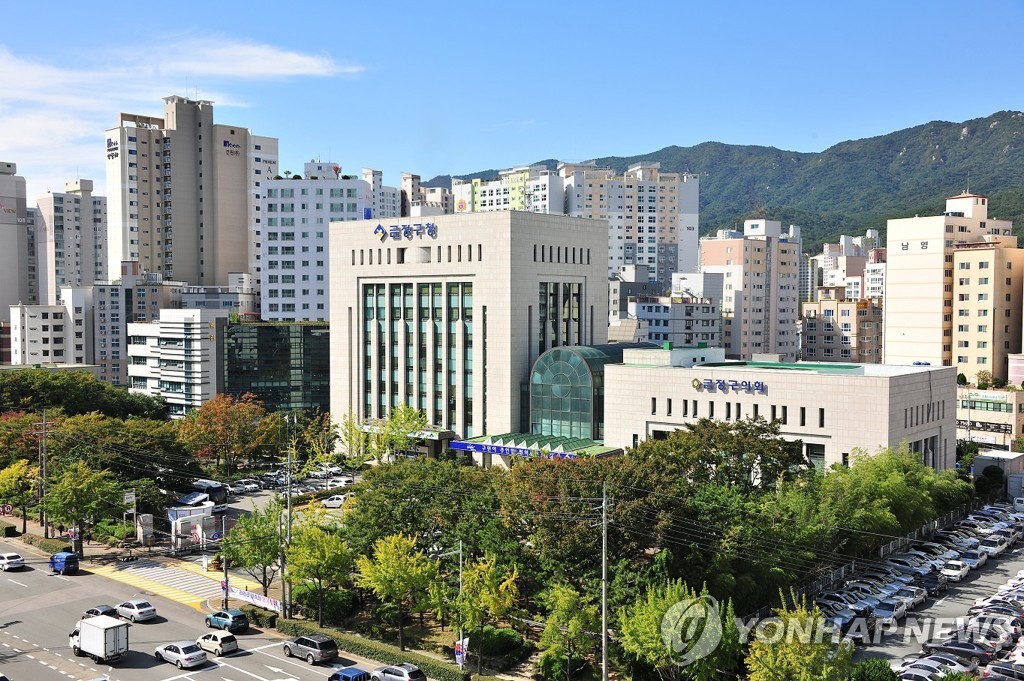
[9,303,70,365]
[180,273,259,314]
[261,162,372,321]
[105,95,279,286]
[453,161,699,288]
[625,294,721,347]
[127,308,227,417]
[699,220,801,361]
[35,180,107,305]
[362,169,400,219]
[0,162,30,324]
[884,193,1014,371]
[402,172,453,217]
[329,212,609,438]
[604,346,956,470]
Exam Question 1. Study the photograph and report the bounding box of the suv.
[372,664,428,681]
[205,609,249,632]
[283,634,338,665]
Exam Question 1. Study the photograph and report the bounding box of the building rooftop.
[621,354,950,378]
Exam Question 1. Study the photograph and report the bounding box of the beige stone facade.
[603,348,956,470]
[329,212,609,438]
[956,386,1024,450]
[800,286,883,363]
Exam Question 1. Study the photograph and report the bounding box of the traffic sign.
[0,504,12,515]
[123,492,136,505]
[190,530,201,543]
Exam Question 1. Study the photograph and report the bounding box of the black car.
[920,572,948,596]
[920,638,996,665]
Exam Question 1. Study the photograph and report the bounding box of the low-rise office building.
[956,386,1024,450]
[603,347,956,470]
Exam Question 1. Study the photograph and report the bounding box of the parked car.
[984,662,1024,680]
[116,598,157,622]
[196,631,239,656]
[154,641,207,669]
[960,549,988,570]
[980,535,1010,558]
[886,556,931,576]
[204,609,249,632]
[895,586,928,609]
[920,572,948,596]
[863,568,915,585]
[323,464,344,476]
[941,560,970,582]
[874,598,906,625]
[283,634,338,665]
[308,468,331,479]
[82,605,118,619]
[323,494,351,509]
[371,663,428,681]
[920,638,997,665]
[995,528,1021,545]
[330,668,373,681]
[227,482,247,496]
[237,479,261,493]
[0,553,26,571]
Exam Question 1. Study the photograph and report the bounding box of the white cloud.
[0,37,360,199]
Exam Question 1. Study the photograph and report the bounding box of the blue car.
[204,609,249,632]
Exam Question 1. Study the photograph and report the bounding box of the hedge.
[239,604,278,629]
[19,534,71,554]
[0,520,14,538]
[276,618,470,681]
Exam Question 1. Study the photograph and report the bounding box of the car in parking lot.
[941,560,970,582]
[323,494,353,509]
[980,535,1010,558]
[895,586,928,609]
[960,548,988,570]
[0,553,26,571]
[154,641,207,669]
[984,662,1024,680]
[236,479,262,493]
[920,638,997,665]
[919,571,948,596]
[204,609,249,632]
[227,482,247,496]
[197,631,239,656]
[873,598,906,625]
[283,634,337,665]
[371,663,427,681]
[886,556,931,577]
[116,598,156,622]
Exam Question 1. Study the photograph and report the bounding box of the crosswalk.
[88,558,223,610]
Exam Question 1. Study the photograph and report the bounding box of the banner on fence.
[220,581,281,613]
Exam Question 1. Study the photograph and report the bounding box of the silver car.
[154,640,207,669]
[0,553,25,571]
[116,598,157,622]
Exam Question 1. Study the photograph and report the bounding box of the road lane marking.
[7,578,27,587]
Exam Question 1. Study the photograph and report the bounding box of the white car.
[154,641,207,669]
[196,631,239,656]
[226,482,247,495]
[116,598,157,622]
[980,535,1009,558]
[323,494,352,509]
[940,560,970,582]
[323,464,344,476]
[237,479,261,493]
[0,553,26,571]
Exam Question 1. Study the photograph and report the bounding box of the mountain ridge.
[424,111,1024,250]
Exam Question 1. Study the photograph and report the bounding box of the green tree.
[458,554,519,674]
[337,410,368,468]
[849,659,898,681]
[299,409,339,471]
[222,496,284,596]
[976,369,993,389]
[0,459,39,534]
[744,592,852,681]
[43,461,121,557]
[536,584,599,681]
[176,393,284,475]
[285,511,352,628]
[355,534,438,651]
[384,404,429,459]
[618,580,741,681]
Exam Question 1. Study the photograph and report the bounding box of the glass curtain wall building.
[222,321,329,413]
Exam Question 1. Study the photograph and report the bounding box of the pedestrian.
[57,524,65,536]
[85,529,92,545]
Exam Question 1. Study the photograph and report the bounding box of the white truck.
[69,614,130,663]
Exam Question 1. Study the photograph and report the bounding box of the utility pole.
[282,435,294,619]
[222,514,230,610]
[601,481,609,681]
[33,411,49,538]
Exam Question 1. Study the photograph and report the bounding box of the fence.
[877,505,973,558]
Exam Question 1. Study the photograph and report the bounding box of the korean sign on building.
[373,222,438,241]
[691,378,767,393]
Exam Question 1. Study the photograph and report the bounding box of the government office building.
[329,212,609,438]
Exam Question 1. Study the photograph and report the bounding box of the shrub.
[20,534,71,554]
[239,604,278,629]
[477,625,524,656]
[0,520,14,538]
[850,659,898,680]
[292,584,357,626]
[275,619,470,681]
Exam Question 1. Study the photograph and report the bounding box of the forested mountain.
[425,111,1024,250]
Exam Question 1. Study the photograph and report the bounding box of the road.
[0,538,364,681]
[854,542,1024,666]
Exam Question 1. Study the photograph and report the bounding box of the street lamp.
[431,540,464,666]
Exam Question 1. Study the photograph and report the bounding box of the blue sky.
[2,1,1023,201]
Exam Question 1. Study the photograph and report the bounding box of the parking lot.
[852,514,1024,669]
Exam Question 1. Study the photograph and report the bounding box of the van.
[49,551,79,575]
[330,668,372,681]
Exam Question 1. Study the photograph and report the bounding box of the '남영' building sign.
[692,378,767,393]
[374,223,438,241]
